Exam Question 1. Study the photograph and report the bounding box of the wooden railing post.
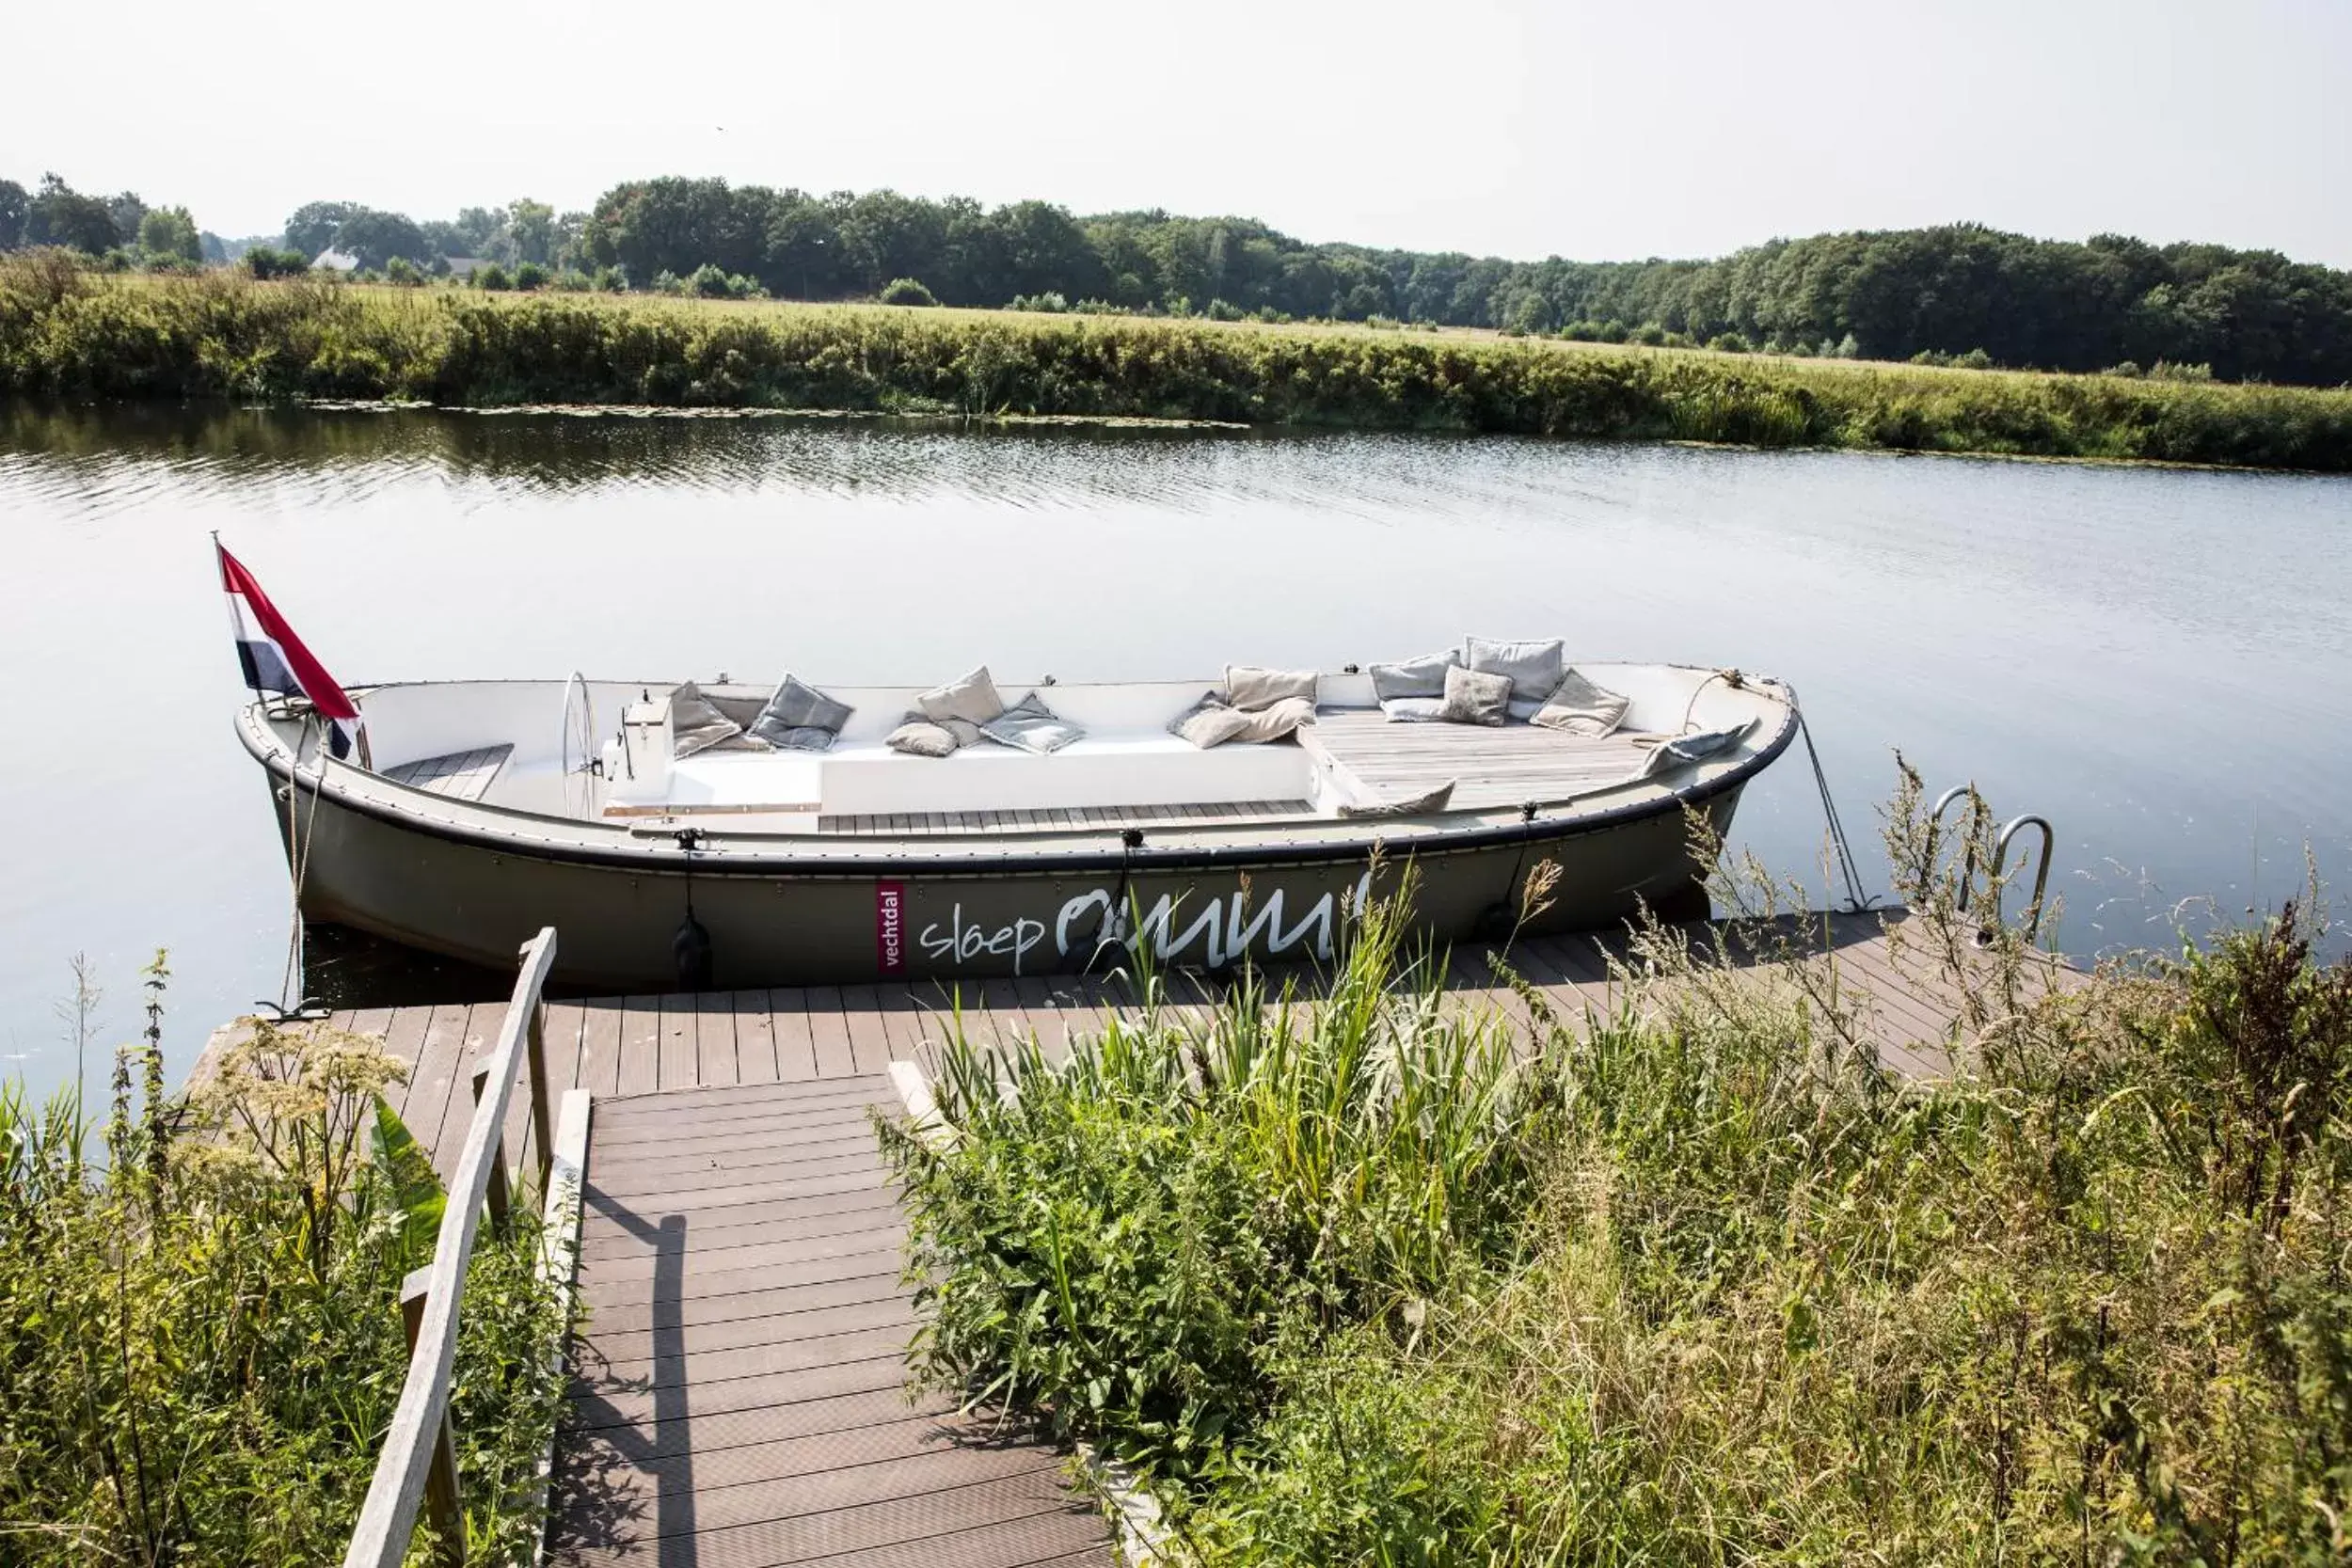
[526,998,553,1192]
[469,1063,510,1234]
[343,927,556,1568]
[400,1271,466,1568]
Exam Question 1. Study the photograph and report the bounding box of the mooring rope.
[1788,693,1874,913]
[277,715,330,1013]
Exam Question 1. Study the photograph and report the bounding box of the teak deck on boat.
[549,1075,1115,1568]
[222,909,2078,1565]
[1300,709,1659,811]
[382,744,515,801]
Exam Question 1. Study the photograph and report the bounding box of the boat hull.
[271,776,1742,990]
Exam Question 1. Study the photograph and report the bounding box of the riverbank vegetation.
[0,984,570,1565]
[10,166,2352,383]
[882,800,2352,1564]
[5,258,2348,469]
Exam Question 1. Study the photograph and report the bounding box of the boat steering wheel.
[558,673,599,819]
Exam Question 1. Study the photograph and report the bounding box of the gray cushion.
[1637,719,1754,779]
[1369,649,1458,702]
[918,666,1007,727]
[937,717,985,749]
[1223,664,1319,711]
[886,715,960,758]
[1438,664,1511,726]
[671,680,758,758]
[981,691,1085,754]
[1338,780,1455,818]
[767,724,840,752]
[1378,696,1447,723]
[1465,636,1565,703]
[748,674,852,749]
[1532,669,1631,737]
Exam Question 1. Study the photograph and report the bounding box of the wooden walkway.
[549,1075,1115,1568]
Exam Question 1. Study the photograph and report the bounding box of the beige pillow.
[1532,669,1630,737]
[1171,692,1316,749]
[1438,665,1511,726]
[1338,780,1455,817]
[918,666,1007,727]
[1224,664,1319,711]
[1172,703,1253,749]
[886,714,960,757]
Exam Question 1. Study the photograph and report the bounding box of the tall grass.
[6,256,2350,469]
[0,988,570,1565]
[882,796,2352,1564]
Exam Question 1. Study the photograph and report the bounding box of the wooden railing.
[343,928,563,1568]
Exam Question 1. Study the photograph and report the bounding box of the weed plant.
[0,980,570,1566]
[883,784,2352,1564]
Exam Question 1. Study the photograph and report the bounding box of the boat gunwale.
[234,678,1801,878]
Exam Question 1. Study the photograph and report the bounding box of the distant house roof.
[312,247,359,272]
[443,256,488,277]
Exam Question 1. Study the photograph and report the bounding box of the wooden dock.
[550,1075,1115,1568]
[246,908,2062,1567]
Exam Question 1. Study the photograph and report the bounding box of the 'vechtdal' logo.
[876,881,906,974]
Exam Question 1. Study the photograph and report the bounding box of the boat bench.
[651,731,1315,818]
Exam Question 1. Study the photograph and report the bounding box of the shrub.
[1629,321,1667,345]
[474,261,513,291]
[242,246,309,279]
[0,990,570,1564]
[513,261,549,291]
[591,266,625,293]
[878,276,938,307]
[1835,331,1860,357]
[1956,346,1994,370]
[2107,359,2146,378]
[2153,358,2215,382]
[382,255,421,286]
[1708,331,1753,353]
[1009,291,1070,313]
[1204,297,1245,321]
[1562,319,1599,341]
[648,268,685,294]
[887,797,2352,1563]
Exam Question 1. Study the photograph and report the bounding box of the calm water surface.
[4,403,2347,1100]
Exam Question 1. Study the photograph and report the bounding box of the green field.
[6,260,2350,469]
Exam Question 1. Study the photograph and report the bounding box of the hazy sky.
[7,0,2345,264]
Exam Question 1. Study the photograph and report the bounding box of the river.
[3,402,2347,1100]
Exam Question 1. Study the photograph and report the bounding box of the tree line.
[7,166,2350,385]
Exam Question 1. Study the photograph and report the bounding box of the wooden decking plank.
[766,989,820,1081]
[373,1005,433,1118]
[553,1469,1097,1568]
[616,996,663,1096]
[408,1003,477,1176]
[696,991,743,1088]
[579,1236,909,1310]
[579,1262,909,1340]
[590,1120,879,1174]
[732,993,782,1085]
[836,986,895,1075]
[805,986,858,1078]
[658,994,699,1090]
[575,999,625,1096]
[580,1196,903,1265]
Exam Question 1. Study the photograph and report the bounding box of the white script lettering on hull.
[918,875,1375,977]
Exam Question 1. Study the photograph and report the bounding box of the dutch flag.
[218,542,371,766]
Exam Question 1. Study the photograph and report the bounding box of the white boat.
[236,657,1798,990]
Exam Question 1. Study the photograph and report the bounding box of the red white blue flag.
[217,543,370,765]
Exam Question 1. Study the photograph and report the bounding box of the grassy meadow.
[4,257,2349,468]
[880,792,2352,1565]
